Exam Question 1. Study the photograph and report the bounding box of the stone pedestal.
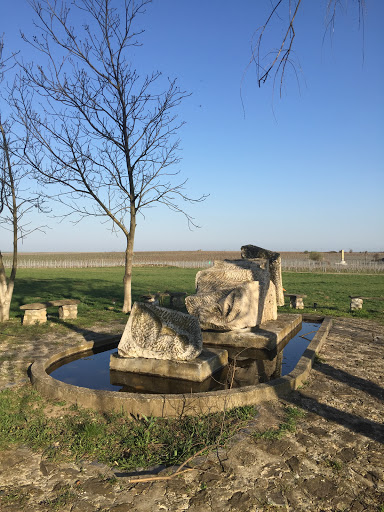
[290,296,304,309]
[110,370,218,394]
[202,314,302,360]
[284,294,306,310]
[22,309,47,325]
[110,347,228,383]
[58,304,78,320]
[350,297,363,311]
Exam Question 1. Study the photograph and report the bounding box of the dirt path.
[0,317,383,511]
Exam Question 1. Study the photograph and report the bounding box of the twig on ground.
[126,467,195,484]
[126,445,209,484]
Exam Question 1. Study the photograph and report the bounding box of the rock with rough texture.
[290,296,305,310]
[350,297,363,311]
[117,302,202,361]
[185,260,277,330]
[22,308,47,325]
[58,304,78,319]
[241,244,285,306]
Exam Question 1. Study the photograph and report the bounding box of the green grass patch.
[0,266,198,339]
[0,267,382,344]
[0,488,30,507]
[282,272,384,324]
[3,267,383,327]
[11,266,197,310]
[39,484,77,510]
[324,457,343,472]
[252,406,306,441]
[0,385,257,471]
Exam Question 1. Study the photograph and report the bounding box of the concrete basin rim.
[29,316,332,414]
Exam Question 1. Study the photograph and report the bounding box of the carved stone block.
[117,302,202,361]
[186,260,277,331]
[58,304,78,319]
[241,244,285,306]
[350,297,363,311]
[290,297,304,310]
[22,309,47,325]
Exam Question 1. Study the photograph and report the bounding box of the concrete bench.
[349,296,384,311]
[20,299,80,325]
[284,293,307,310]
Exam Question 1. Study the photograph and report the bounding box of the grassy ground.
[0,385,257,471]
[4,266,197,329]
[5,267,384,326]
[0,385,306,473]
[281,272,384,323]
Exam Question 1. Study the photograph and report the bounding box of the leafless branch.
[16,0,206,312]
[0,38,46,321]
[244,0,366,98]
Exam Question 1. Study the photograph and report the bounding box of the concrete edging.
[30,317,333,418]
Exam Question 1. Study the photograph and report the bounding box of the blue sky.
[1,0,383,252]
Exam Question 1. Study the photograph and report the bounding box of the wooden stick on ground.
[126,445,210,484]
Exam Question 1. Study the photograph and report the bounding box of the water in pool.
[48,322,320,394]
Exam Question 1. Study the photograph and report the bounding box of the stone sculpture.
[117,302,202,361]
[185,259,277,331]
[241,244,285,306]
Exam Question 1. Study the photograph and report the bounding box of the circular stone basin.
[30,317,332,418]
[48,322,319,393]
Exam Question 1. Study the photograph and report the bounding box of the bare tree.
[18,0,206,313]
[247,0,366,96]
[0,38,44,322]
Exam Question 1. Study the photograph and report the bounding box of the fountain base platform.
[202,314,302,359]
[110,347,228,382]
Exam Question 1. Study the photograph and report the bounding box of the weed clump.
[0,385,257,471]
[252,406,305,441]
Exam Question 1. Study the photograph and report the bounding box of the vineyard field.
[1,250,383,273]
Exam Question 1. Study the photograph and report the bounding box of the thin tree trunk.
[0,121,17,323]
[0,251,8,321]
[0,252,13,322]
[122,217,136,314]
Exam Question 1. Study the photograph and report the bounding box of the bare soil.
[0,317,383,511]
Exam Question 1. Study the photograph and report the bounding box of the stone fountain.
[31,244,329,417]
[110,244,301,387]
